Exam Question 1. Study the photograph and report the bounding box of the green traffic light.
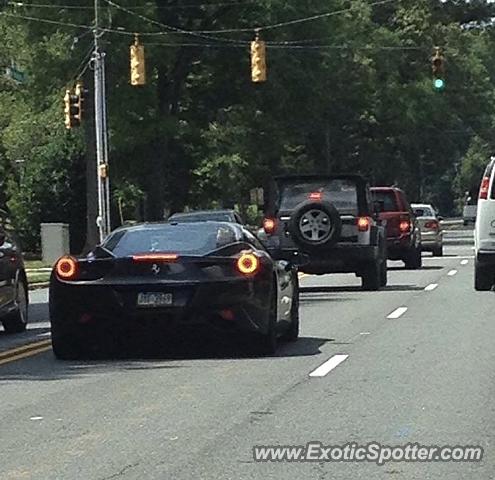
[434,78,445,90]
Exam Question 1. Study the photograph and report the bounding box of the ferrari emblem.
[151,264,161,275]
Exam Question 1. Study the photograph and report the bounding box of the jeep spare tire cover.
[289,200,342,250]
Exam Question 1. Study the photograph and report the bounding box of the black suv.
[0,215,28,333]
[261,175,387,290]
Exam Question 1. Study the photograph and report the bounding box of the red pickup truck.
[370,187,422,269]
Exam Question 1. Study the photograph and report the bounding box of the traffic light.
[74,82,84,122]
[130,35,146,86]
[251,33,267,83]
[432,47,445,91]
[64,84,82,129]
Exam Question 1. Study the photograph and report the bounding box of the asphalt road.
[0,231,492,479]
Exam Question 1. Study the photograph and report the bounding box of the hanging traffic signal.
[74,82,84,123]
[130,34,146,86]
[432,47,445,91]
[251,32,266,83]
[64,88,80,129]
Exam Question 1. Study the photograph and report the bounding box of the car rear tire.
[362,261,381,291]
[404,246,422,270]
[2,278,28,334]
[380,259,388,287]
[432,245,443,257]
[281,280,299,342]
[256,287,278,355]
[289,201,342,251]
[51,329,84,360]
[475,261,493,291]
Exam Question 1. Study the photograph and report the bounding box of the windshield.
[106,223,238,256]
[279,179,358,214]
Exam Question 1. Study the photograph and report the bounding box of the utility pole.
[93,0,111,243]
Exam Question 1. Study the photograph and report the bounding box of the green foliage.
[455,135,490,197]
[2,0,495,250]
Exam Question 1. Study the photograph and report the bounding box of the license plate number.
[137,292,173,307]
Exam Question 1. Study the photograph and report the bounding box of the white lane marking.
[423,255,474,260]
[30,416,43,421]
[461,260,469,265]
[309,354,349,378]
[425,283,438,291]
[448,270,458,276]
[387,307,408,319]
[360,332,371,336]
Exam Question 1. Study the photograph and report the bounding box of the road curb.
[29,282,49,291]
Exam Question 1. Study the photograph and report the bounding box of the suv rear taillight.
[399,216,412,233]
[263,217,277,235]
[479,176,490,200]
[357,216,371,232]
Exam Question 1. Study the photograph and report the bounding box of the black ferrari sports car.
[49,221,299,359]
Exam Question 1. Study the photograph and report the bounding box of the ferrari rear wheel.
[51,323,84,360]
[281,280,299,342]
[256,287,278,355]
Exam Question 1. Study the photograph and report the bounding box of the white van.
[474,157,495,290]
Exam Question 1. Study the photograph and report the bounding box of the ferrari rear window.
[278,179,358,214]
[106,224,239,256]
[169,212,234,223]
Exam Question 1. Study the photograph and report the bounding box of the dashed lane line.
[309,354,349,378]
[387,307,408,319]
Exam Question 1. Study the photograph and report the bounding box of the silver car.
[411,203,443,256]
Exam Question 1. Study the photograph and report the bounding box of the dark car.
[261,174,387,291]
[0,220,28,334]
[168,209,244,224]
[371,187,422,269]
[49,221,299,359]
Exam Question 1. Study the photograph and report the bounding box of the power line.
[102,0,247,44]
[0,10,432,51]
[102,0,396,37]
[141,41,428,52]
[193,0,397,34]
[8,1,259,10]
[0,10,92,30]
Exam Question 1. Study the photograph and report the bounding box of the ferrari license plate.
[137,292,173,307]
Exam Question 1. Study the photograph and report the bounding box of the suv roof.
[370,186,405,192]
[274,173,368,184]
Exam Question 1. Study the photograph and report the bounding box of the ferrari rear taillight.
[357,216,371,232]
[55,256,79,280]
[263,217,277,235]
[132,253,179,263]
[479,176,490,200]
[236,252,260,275]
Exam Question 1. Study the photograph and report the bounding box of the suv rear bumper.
[386,235,413,259]
[477,251,495,266]
[274,244,380,275]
